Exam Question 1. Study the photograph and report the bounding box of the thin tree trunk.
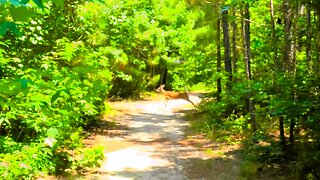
[232,7,237,75]
[283,0,292,72]
[280,0,293,147]
[289,2,299,144]
[243,3,256,132]
[306,1,311,70]
[217,18,222,100]
[316,7,320,72]
[222,10,232,91]
[279,116,286,146]
[243,7,251,80]
[270,0,278,71]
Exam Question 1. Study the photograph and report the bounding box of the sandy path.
[84,95,241,180]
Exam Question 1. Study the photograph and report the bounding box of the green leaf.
[270,109,283,116]
[9,0,26,6]
[32,0,44,8]
[7,0,29,6]
[10,5,35,21]
[253,39,262,48]
[47,127,59,137]
[51,89,70,104]
[0,22,22,36]
[51,0,64,8]
[0,117,11,126]
[87,0,105,4]
[61,88,70,95]
[17,79,32,89]
[93,81,106,91]
[0,84,9,94]
[221,5,230,13]
[19,0,29,4]
[51,90,61,104]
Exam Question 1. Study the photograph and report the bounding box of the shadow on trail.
[126,112,187,142]
[93,105,243,180]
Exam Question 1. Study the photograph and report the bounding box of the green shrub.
[69,146,105,172]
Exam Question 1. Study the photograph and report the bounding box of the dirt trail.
[84,95,241,180]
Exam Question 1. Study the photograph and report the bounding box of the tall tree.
[283,0,293,72]
[231,7,237,74]
[222,8,232,91]
[242,2,256,132]
[270,0,278,71]
[306,0,311,70]
[316,1,320,71]
[217,17,222,100]
[280,0,293,146]
[289,2,300,144]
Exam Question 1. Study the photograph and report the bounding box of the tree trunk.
[270,0,278,71]
[222,9,232,91]
[283,0,292,72]
[306,1,311,70]
[316,5,320,72]
[279,116,286,147]
[243,4,252,81]
[232,7,237,75]
[243,3,256,133]
[217,18,222,100]
[281,0,293,147]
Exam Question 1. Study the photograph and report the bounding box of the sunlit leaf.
[0,117,11,126]
[47,127,59,137]
[44,137,57,147]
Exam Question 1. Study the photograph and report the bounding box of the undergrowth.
[192,88,320,180]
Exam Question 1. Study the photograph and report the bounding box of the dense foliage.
[0,0,319,179]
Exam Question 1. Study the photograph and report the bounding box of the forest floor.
[79,93,243,180]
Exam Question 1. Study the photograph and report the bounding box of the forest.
[0,0,320,179]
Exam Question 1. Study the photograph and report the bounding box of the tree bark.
[289,1,300,144]
[315,4,320,72]
[243,3,256,132]
[270,0,278,71]
[232,7,237,75]
[222,10,232,91]
[217,18,222,100]
[279,116,286,146]
[283,0,293,72]
[281,0,293,147]
[306,1,311,70]
[243,4,251,81]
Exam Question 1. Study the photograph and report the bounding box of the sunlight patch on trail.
[100,146,171,172]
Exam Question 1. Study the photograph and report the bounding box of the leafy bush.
[69,146,105,172]
[0,141,55,180]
